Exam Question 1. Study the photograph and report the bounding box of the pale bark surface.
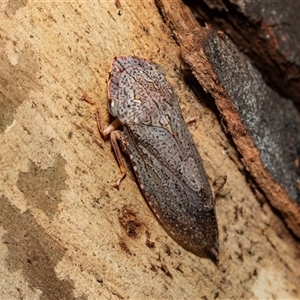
[0,1,299,299]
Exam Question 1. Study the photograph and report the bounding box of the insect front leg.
[81,93,127,189]
[110,130,128,189]
[81,93,121,138]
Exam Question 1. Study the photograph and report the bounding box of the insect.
[86,56,219,259]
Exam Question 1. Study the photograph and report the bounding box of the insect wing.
[108,56,218,257]
[123,94,218,256]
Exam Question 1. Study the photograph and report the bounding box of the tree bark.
[0,1,299,299]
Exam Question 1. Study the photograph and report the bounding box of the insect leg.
[81,93,121,138]
[110,130,127,189]
[81,93,125,189]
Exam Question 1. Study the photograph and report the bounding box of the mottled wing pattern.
[123,100,218,255]
[108,56,218,256]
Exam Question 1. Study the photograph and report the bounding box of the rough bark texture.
[157,0,300,295]
[0,1,300,299]
[156,0,300,238]
[183,0,300,106]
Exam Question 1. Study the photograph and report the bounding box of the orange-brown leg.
[81,93,127,189]
[81,93,121,137]
[110,130,128,189]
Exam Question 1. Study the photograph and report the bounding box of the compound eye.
[108,98,118,117]
[155,64,166,76]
